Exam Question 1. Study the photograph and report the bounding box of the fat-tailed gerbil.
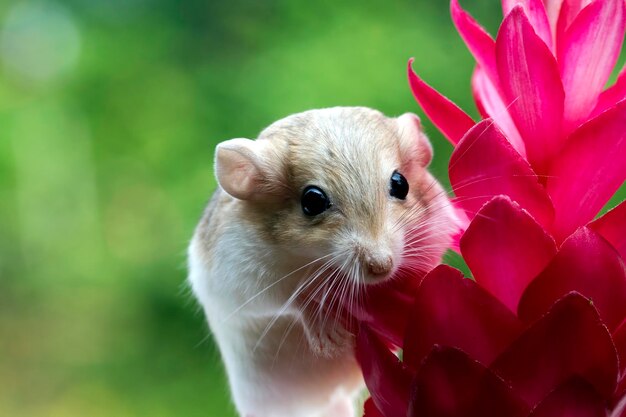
[187,107,456,417]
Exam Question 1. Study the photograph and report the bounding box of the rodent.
[187,107,455,417]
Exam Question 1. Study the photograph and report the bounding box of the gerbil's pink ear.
[215,138,273,201]
[397,112,433,167]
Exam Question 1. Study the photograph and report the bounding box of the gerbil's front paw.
[305,324,354,358]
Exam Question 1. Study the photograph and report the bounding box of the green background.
[0,1,623,416]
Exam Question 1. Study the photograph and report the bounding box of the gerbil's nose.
[366,254,393,276]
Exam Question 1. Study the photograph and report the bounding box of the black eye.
[390,171,409,200]
[301,186,331,216]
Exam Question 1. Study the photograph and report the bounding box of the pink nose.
[367,255,393,276]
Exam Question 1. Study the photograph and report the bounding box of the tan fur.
[188,107,456,417]
[204,108,435,259]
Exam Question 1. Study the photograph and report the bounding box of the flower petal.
[472,66,526,157]
[528,378,607,417]
[460,196,557,313]
[518,227,626,330]
[543,0,563,38]
[451,0,499,83]
[403,265,524,371]
[613,318,626,375]
[449,119,554,229]
[589,200,626,261]
[353,280,415,347]
[592,64,626,118]
[492,292,619,406]
[613,395,626,417]
[547,100,626,242]
[449,203,470,252]
[557,0,594,38]
[558,0,626,133]
[408,59,475,145]
[363,398,385,417]
[356,324,412,417]
[409,346,529,417]
[496,5,565,174]
[502,0,553,51]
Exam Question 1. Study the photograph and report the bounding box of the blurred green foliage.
[0,0,623,416]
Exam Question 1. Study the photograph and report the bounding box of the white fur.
[188,227,363,417]
[187,107,455,417]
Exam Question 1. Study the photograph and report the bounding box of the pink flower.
[409,0,626,242]
[355,0,626,415]
[357,197,626,417]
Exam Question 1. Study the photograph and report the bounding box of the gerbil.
[187,107,455,417]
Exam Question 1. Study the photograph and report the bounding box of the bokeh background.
[0,0,624,416]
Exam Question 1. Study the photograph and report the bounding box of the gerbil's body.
[188,107,455,417]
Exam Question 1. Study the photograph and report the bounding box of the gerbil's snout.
[364,253,393,276]
[356,243,395,282]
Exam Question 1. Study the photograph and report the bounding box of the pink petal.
[502,0,554,51]
[449,203,470,252]
[613,395,626,417]
[363,399,385,417]
[592,64,626,118]
[518,227,626,330]
[409,346,529,417]
[547,100,626,242]
[528,378,607,417]
[451,0,499,83]
[491,292,619,407]
[543,0,564,38]
[590,200,626,261]
[472,65,527,157]
[557,0,594,37]
[403,265,524,371]
[558,0,626,133]
[352,280,415,347]
[449,119,555,229]
[613,318,626,375]
[496,5,565,174]
[460,196,557,313]
[407,59,475,145]
[356,325,412,417]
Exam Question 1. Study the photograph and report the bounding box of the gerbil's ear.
[215,138,274,201]
[396,112,433,167]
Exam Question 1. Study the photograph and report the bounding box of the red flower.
[358,198,626,417]
[409,0,626,242]
[356,0,626,415]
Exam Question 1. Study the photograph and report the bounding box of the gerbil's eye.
[389,170,409,200]
[301,186,331,216]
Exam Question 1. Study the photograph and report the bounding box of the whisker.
[220,253,336,324]
[253,253,344,353]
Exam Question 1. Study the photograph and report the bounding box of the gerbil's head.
[214,107,453,285]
